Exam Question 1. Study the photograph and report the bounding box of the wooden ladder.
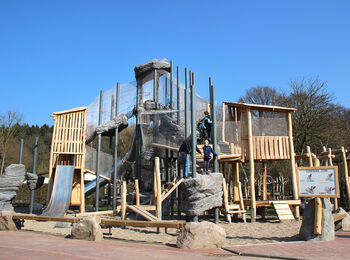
[223,178,246,223]
[272,201,295,221]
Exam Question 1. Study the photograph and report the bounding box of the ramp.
[42,165,74,217]
[272,201,295,221]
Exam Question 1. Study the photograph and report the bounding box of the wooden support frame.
[47,107,87,213]
[314,197,323,235]
[155,157,162,219]
[121,181,127,220]
[341,147,350,210]
[247,109,256,221]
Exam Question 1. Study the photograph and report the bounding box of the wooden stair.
[272,201,295,221]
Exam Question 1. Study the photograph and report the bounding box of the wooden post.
[222,178,231,223]
[341,147,350,210]
[262,162,267,201]
[306,146,313,167]
[232,162,240,202]
[155,157,162,220]
[222,103,226,142]
[314,198,323,235]
[247,109,256,222]
[135,179,140,206]
[121,181,127,220]
[287,112,300,219]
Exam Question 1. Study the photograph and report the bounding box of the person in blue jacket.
[202,139,217,174]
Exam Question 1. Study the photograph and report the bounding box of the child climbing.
[179,135,202,178]
[199,111,212,141]
[202,139,217,174]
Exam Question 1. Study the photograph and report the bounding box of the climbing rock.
[134,59,170,80]
[26,172,45,191]
[180,172,223,216]
[0,211,17,231]
[176,221,226,249]
[71,216,103,241]
[0,164,26,211]
[334,207,350,231]
[299,198,334,241]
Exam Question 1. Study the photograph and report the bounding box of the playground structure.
[13,58,349,227]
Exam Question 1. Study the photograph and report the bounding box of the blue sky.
[1,1,349,126]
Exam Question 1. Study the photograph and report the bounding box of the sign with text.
[297,166,339,198]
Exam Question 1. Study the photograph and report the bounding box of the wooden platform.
[244,200,301,207]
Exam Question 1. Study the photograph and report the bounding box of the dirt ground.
[21,215,302,247]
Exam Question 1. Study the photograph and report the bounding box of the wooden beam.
[135,179,140,206]
[288,112,300,219]
[127,205,159,221]
[342,147,350,211]
[121,181,127,220]
[84,169,113,182]
[161,178,184,202]
[75,209,119,217]
[244,199,301,207]
[247,109,256,221]
[222,102,226,142]
[150,143,178,152]
[333,213,347,222]
[155,157,162,219]
[314,198,322,235]
[101,219,186,229]
[13,214,81,223]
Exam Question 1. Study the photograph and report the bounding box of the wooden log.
[262,162,267,201]
[222,102,226,142]
[75,209,118,217]
[101,219,186,229]
[13,214,81,223]
[121,181,127,220]
[342,147,350,211]
[288,112,299,219]
[135,179,140,206]
[84,169,113,182]
[314,198,323,235]
[222,178,230,223]
[155,157,162,219]
[150,143,178,152]
[161,178,184,202]
[247,109,256,221]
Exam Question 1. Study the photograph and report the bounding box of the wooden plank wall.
[50,109,86,170]
[252,136,290,160]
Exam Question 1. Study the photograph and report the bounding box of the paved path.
[0,231,240,260]
[1,230,350,259]
[225,231,350,260]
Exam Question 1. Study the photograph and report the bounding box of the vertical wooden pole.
[341,147,350,210]
[155,157,162,219]
[232,162,240,202]
[306,146,313,167]
[314,198,323,235]
[222,103,226,142]
[135,179,140,206]
[121,181,127,220]
[288,112,300,219]
[80,109,87,213]
[247,109,256,222]
[262,161,267,201]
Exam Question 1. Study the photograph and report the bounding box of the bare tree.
[0,111,22,175]
[238,86,280,105]
[278,77,335,154]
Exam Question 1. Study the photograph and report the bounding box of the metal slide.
[84,131,137,195]
[42,165,75,217]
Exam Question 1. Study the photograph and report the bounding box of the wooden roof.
[223,102,296,113]
[52,107,87,116]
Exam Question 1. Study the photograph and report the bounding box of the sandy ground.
[21,216,302,247]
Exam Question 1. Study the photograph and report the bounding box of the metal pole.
[191,72,198,222]
[165,74,169,105]
[113,83,120,212]
[184,68,189,137]
[95,90,103,211]
[210,78,219,224]
[191,72,197,178]
[170,60,173,110]
[177,66,180,125]
[135,79,142,181]
[19,139,24,164]
[29,137,38,214]
[107,95,115,210]
[153,70,157,102]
